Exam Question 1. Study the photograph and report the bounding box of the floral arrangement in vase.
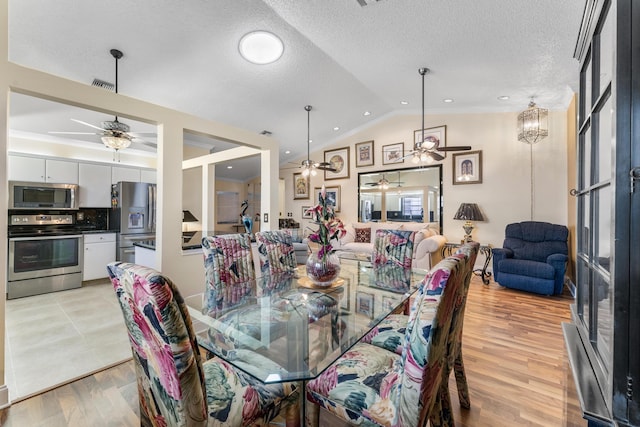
[304,185,346,285]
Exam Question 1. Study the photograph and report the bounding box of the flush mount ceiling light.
[239,31,284,64]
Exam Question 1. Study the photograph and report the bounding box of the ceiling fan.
[299,105,336,177]
[403,67,472,163]
[364,173,403,189]
[48,49,155,156]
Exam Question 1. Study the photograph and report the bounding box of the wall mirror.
[358,165,442,233]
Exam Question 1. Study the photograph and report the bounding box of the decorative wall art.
[382,143,404,164]
[293,172,310,199]
[302,206,313,219]
[356,292,374,319]
[414,125,447,157]
[314,186,341,212]
[452,150,483,185]
[355,140,375,167]
[324,147,350,180]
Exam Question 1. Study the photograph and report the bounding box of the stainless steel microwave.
[9,181,79,210]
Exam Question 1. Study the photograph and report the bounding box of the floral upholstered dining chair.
[201,234,255,318]
[305,253,469,427]
[106,262,297,427]
[255,230,297,275]
[361,242,480,423]
[372,229,416,269]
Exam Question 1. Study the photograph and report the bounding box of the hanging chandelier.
[517,98,548,144]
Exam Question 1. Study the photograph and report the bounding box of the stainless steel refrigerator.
[109,181,157,262]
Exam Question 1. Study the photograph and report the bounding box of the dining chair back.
[306,253,468,427]
[371,228,416,268]
[202,233,255,318]
[255,230,297,275]
[106,262,296,427]
[430,241,480,426]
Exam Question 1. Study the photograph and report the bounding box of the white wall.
[283,110,569,249]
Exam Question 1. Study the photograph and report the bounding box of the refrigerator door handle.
[148,184,156,230]
[148,185,153,229]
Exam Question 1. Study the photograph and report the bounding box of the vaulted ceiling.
[8,0,585,180]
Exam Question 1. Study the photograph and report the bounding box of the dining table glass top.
[185,258,428,383]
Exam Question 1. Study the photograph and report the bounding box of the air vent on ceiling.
[91,78,115,91]
[356,0,383,6]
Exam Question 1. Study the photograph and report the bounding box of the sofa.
[332,221,446,270]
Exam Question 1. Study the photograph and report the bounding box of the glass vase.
[305,249,340,286]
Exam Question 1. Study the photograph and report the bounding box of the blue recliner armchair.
[492,221,569,295]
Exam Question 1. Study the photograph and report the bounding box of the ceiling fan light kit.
[300,105,336,177]
[404,67,471,164]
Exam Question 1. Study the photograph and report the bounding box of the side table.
[442,242,493,285]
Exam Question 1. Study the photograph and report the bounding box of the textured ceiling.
[7,0,585,180]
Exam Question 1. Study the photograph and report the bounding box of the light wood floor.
[0,276,587,426]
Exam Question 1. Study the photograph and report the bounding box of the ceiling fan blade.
[70,118,106,131]
[49,131,101,135]
[316,164,337,172]
[128,132,157,137]
[429,151,445,161]
[437,146,472,152]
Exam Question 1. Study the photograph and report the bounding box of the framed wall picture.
[414,125,447,157]
[355,140,375,167]
[382,142,405,164]
[452,150,483,185]
[339,277,351,311]
[324,147,350,180]
[293,172,310,199]
[301,205,313,219]
[314,186,341,212]
[356,292,374,319]
[382,295,400,312]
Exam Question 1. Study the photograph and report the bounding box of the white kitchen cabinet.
[83,233,116,281]
[8,155,79,183]
[8,156,45,181]
[45,159,79,183]
[78,163,112,207]
[140,169,157,184]
[112,166,141,184]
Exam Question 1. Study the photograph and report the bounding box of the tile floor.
[5,280,131,402]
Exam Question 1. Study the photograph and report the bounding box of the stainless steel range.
[7,213,83,299]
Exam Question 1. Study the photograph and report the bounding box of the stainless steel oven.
[7,213,83,299]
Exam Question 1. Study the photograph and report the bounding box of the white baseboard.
[0,384,10,409]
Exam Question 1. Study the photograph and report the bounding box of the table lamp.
[453,203,485,242]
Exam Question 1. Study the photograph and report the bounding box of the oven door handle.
[9,234,84,241]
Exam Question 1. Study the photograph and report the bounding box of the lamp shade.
[453,203,485,222]
[182,210,198,222]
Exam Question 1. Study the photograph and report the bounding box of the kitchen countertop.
[133,230,243,251]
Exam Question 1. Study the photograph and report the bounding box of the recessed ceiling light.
[285,150,291,154]
[400,101,409,105]
[498,95,510,101]
[443,99,454,103]
[227,166,233,169]
[363,111,371,116]
[238,31,284,65]
[333,127,340,131]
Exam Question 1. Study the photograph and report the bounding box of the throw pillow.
[354,227,371,243]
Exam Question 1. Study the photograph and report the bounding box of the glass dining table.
[185,258,427,422]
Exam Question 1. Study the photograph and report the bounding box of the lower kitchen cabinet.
[83,233,116,281]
